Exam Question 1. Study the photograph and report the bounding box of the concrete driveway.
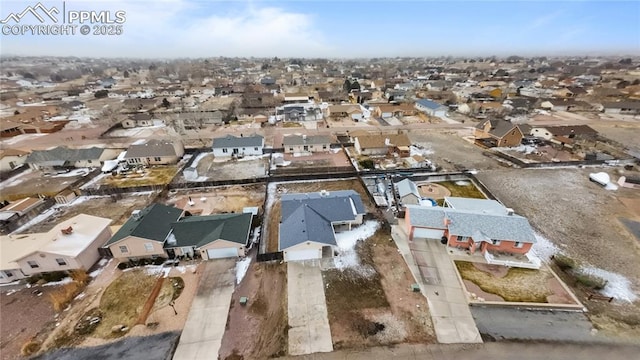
[287,260,333,356]
[391,225,482,344]
[173,259,235,360]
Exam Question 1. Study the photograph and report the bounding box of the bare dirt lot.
[0,285,58,360]
[265,179,373,253]
[408,130,503,171]
[165,184,266,215]
[25,193,155,233]
[182,154,268,181]
[0,169,88,201]
[323,228,435,349]
[101,166,178,187]
[218,253,288,360]
[476,167,640,340]
[282,150,351,169]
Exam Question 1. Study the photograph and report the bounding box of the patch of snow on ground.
[143,265,171,278]
[333,221,380,274]
[98,258,109,267]
[42,277,74,286]
[47,168,91,178]
[74,292,86,300]
[235,257,251,284]
[5,289,18,295]
[532,232,559,262]
[0,168,34,188]
[0,133,47,146]
[190,152,211,168]
[581,266,638,303]
[455,180,471,186]
[89,267,104,278]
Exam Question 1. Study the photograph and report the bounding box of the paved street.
[287,260,334,356]
[173,259,235,360]
[391,225,482,344]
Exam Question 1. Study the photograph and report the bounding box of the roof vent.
[131,210,142,220]
[320,190,329,197]
[506,208,514,216]
[61,226,73,235]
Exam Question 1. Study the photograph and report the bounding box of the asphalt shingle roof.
[212,134,264,149]
[124,140,180,159]
[396,179,420,199]
[167,213,252,248]
[283,135,332,146]
[104,203,183,246]
[415,99,446,110]
[25,146,104,164]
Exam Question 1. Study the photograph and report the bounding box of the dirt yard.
[322,228,435,349]
[0,285,58,360]
[455,261,577,304]
[476,167,640,339]
[101,166,178,187]
[282,150,351,169]
[25,193,156,233]
[37,261,201,355]
[0,169,88,201]
[266,179,373,253]
[438,180,487,199]
[408,130,503,171]
[185,154,268,181]
[218,253,288,359]
[166,184,266,215]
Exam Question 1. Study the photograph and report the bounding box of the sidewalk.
[391,225,482,344]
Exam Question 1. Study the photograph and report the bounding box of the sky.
[0,0,638,58]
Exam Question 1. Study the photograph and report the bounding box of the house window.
[144,243,154,252]
[254,147,258,151]
[514,242,523,248]
[323,145,327,150]
[27,260,39,269]
[491,240,501,246]
[222,148,228,153]
[458,236,470,242]
[154,157,161,161]
[119,245,129,254]
[56,258,67,266]
[5,271,13,278]
[87,160,92,163]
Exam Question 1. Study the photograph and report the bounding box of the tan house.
[0,214,112,283]
[374,103,418,118]
[282,135,333,154]
[474,119,524,147]
[354,133,411,157]
[124,139,185,166]
[327,104,363,120]
[0,148,29,173]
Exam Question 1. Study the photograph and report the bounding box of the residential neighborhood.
[1,5,640,359]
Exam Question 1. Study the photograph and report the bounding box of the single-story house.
[165,213,252,260]
[103,203,252,261]
[25,146,119,170]
[283,135,333,154]
[124,139,184,166]
[602,101,640,115]
[396,179,421,206]
[212,134,264,157]
[354,134,411,156]
[529,125,598,141]
[279,190,366,262]
[0,197,50,235]
[540,99,595,112]
[375,104,419,119]
[103,204,185,261]
[474,119,524,147]
[0,148,29,173]
[327,104,363,121]
[121,113,162,128]
[0,214,112,283]
[415,99,448,117]
[404,199,537,261]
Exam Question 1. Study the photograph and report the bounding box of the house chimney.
[506,208,514,216]
[61,226,73,235]
[132,210,142,220]
[303,134,307,141]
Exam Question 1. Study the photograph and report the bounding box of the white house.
[211,134,264,157]
[415,99,448,117]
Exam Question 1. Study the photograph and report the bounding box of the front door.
[166,248,176,259]
[233,148,239,155]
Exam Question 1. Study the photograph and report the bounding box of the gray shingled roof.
[125,140,179,159]
[475,119,518,138]
[283,135,332,146]
[212,134,264,149]
[406,205,537,243]
[396,179,420,199]
[416,99,446,110]
[279,190,365,250]
[444,197,507,215]
[25,146,104,164]
[166,213,252,248]
[104,203,183,246]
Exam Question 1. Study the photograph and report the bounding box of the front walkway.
[287,260,334,355]
[173,259,235,360]
[391,225,482,344]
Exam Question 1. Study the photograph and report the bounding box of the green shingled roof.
[104,203,183,246]
[166,213,252,249]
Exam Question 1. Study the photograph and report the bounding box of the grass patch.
[49,270,90,312]
[455,261,552,302]
[323,268,389,311]
[553,254,577,271]
[93,269,157,338]
[438,181,486,199]
[575,273,608,290]
[282,122,302,128]
[21,340,40,356]
[103,166,178,187]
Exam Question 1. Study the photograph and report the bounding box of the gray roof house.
[405,203,539,268]
[25,146,114,170]
[279,190,366,261]
[396,179,421,206]
[415,99,448,117]
[211,134,264,157]
[282,135,333,153]
[124,139,184,165]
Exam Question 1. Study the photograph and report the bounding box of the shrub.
[152,257,165,265]
[117,262,129,270]
[69,270,89,285]
[575,273,608,290]
[41,271,69,283]
[358,159,375,170]
[553,254,577,271]
[21,340,40,356]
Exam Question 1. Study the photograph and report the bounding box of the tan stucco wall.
[282,241,324,255]
[108,236,166,259]
[76,226,112,269]
[198,239,245,260]
[284,143,330,154]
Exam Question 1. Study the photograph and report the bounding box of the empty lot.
[409,131,503,171]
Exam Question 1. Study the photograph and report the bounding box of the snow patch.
[190,152,211,168]
[581,266,638,303]
[532,232,559,262]
[333,221,380,275]
[235,257,251,284]
[42,277,74,286]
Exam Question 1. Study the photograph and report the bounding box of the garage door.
[206,247,239,259]
[413,228,444,240]
[284,249,320,262]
